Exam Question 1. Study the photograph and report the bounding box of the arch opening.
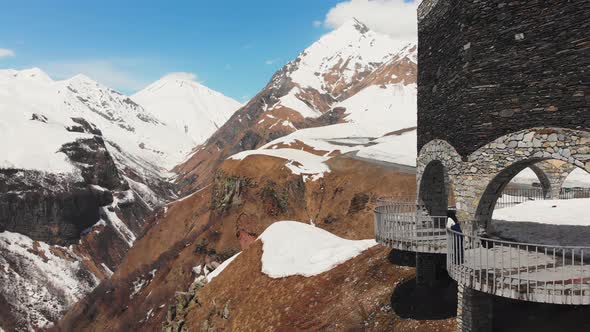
[476,158,590,242]
[418,160,452,217]
[563,167,590,190]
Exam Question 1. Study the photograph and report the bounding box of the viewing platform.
[374,198,447,254]
[447,229,590,305]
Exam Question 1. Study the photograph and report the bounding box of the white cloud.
[0,48,15,58]
[160,71,199,81]
[43,60,148,93]
[265,58,279,65]
[312,20,323,28]
[323,0,419,42]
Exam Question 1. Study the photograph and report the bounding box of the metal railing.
[374,201,448,253]
[560,188,590,200]
[496,187,590,209]
[447,228,590,305]
[496,188,545,209]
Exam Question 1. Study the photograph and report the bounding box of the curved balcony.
[374,199,447,254]
[447,229,590,305]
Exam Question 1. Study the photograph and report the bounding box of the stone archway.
[465,128,590,232]
[418,160,449,217]
[416,139,462,214]
[418,128,590,233]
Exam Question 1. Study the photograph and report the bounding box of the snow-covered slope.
[287,18,408,99]
[176,20,417,192]
[0,68,88,175]
[0,68,238,175]
[0,231,99,329]
[259,221,376,278]
[273,19,411,118]
[132,73,241,148]
[230,80,418,171]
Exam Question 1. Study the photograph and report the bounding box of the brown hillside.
[57,154,417,331]
[179,241,456,331]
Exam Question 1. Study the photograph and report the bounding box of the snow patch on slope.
[206,252,241,282]
[259,221,376,278]
[230,148,331,181]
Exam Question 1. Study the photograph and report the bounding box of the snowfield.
[0,68,90,174]
[355,130,417,166]
[564,168,590,187]
[0,68,240,175]
[132,73,241,148]
[259,221,376,278]
[338,83,416,136]
[232,81,418,171]
[493,198,590,226]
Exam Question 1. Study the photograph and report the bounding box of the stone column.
[457,285,493,332]
[533,161,576,199]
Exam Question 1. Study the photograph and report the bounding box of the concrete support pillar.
[457,285,493,332]
[416,253,446,287]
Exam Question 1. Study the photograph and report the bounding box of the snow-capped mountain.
[175,19,416,193]
[286,18,408,98]
[132,73,242,147]
[0,68,239,329]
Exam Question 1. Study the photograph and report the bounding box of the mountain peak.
[8,68,53,82]
[132,75,241,146]
[329,18,371,37]
[67,73,97,85]
[350,18,370,34]
[160,72,199,83]
[281,17,406,98]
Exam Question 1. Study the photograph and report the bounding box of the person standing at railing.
[447,209,464,264]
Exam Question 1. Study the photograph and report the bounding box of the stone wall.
[531,161,577,198]
[418,0,590,158]
[417,127,590,233]
[456,285,493,332]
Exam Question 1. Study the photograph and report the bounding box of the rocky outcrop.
[0,128,128,246]
[0,175,101,245]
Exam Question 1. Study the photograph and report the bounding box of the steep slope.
[0,68,238,330]
[55,20,419,330]
[57,151,417,330]
[175,224,455,332]
[132,73,241,147]
[174,19,416,193]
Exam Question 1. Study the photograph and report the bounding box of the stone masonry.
[416,1,590,331]
[531,161,578,198]
[417,0,590,157]
[417,128,590,234]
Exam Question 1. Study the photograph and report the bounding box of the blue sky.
[0,0,418,101]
